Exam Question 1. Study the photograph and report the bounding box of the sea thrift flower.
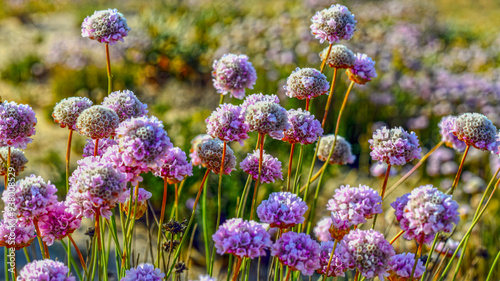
[314,216,333,242]
[83,137,118,157]
[212,218,271,259]
[52,97,93,130]
[38,202,82,246]
[0,219,35,250]
[317,134,356,165]
[346,53,377,84]
[310,4,357,44]
[154,147,193,184]
[18,259,75,281]
[369,126,422,166]
[344,229,395,279]
[81,8,130,45]
[191,275,216,281]
[319,45,356,68]
[283,68,329,100]
[189,134,212,166]
[271,232,321,276]
[102,145,145,185]
[240,93,280,114]
[257,192,308,228]
[102,90,148,122]
[198,139,236,175]
[283,109,323,145]
[121,263,165,281]
[370,162,398,177]
[0,100,37,149]
[245,101,289,139]
[212,54,257,99]
[435,239,461,258]
[206,104,249,144]
[387,253,425,281]
[122,187,152,219]
[76,105,120,139]
[390,185,460,244]
[317,240,351,277]
[0,147,28,176]
[453,112,498,152]
[438,115,467,152]
[240,150,283,183]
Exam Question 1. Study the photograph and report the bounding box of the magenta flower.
[0,219,35,250]
[317,240,352,277]
[0,147,28,176]
[314,216,333,242]
[369,126,422,166]
[121,263,165,281]
[154,147,193,184]
[271,232,321,276]
[122,187,152,219]
[452,112,498,152]
[245,101,290,139]
[317,135,356,165]
[0,100,37,149]
[38,202,82,246]
[257,192,308,229]
[212,54,257,99]
[81,8,130,45]
[310,4,357,44]
[102,89,148,122]
[52,97,93,130]
[438,115,467,152]
[283,109,323,145]
[240,93,280,114]
[388,253,426,281]
[189,134,213,166]
[83,137,118,157]
[18,259,75,281]
[198,139,236,175]
[240,150,282,183]
[76,105,119,139]
[206,104,249,144]
[284,68,330,100]
[102,145,145,185]
[346,53,377,85]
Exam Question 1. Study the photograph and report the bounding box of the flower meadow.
[0,1,500,281]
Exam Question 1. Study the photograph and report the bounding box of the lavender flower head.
[122,187,152,219]
[0,219,35,250]
[317,135,356,165]
[83,137,118,157]
[257,192,308,228]
[370,162,398,177]
[283,68,330,100]
[191,275,216,281]
[435,239,461,258]
[212,54,257,99]
[18,259,75,281]
[245,101,289,139]
[240,93,280,114]
[0,101,37,149]
[452,112,498,152]
[240,150,282,183]
[310,4,357,44]
[154,147,193,184]
[319,45,356,69]
[198,139,236,175]
[212,218,271,259]
[438,115,467,152]
[102,90,148,122]
[346,53,377,85]
[387,253,425,281]
[283,109,323,145]
[344,229,395,279]
[314,216,333,242]
[271,232,321,276]
[52,97,93,130]
[317,240,352,277]
[369,126,422,166]
[76,105,119,139]
[189,134,213,166]
[121,263,165,281]
[390,185,460,245]
[206,104,249,144]
[81,8,130,45]
[102,145,145,185]
[38,202,82,246]
[0,147,28,176]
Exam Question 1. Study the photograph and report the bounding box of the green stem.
[486,249,500,281]
[156,179,168,268]
[250,133,265,220]
[60,239,83,281]
[4,248,8,281]
[293,144,305,195]
[449,145,470,194]
[325,240,338,277]
[409,241,422,281]
[66,129,73,194]
[202,175,211,272]
[421,233,439,281]
[287,143,296,192]
[321,68,338,128]
[219,94,225,105]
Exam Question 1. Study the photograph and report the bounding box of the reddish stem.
[68,234,87,271]
[94,139,99,157]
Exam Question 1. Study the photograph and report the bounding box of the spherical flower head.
[390,193,410,222]
[189,134,213,166]
[387,253,425,281]
[438,116,467,152]
[212,54,257,99]
[121,263,164,281]
[198,138,236,175]
[0,219,35,250]
[122,187,152,219]
[0,100,37,149]
[435,239,461,258]
[257,192,308,229]
[154,147,193,184]
[317,240,351,277]
[344,229,395,279]
[76,105,119,139]
[240,93,280,115]
[314,216,333,242]
[212,218,271,259]
[245,101,289,139]
[283,68,329,100]
[38,202,82,246]
[81,8,130,45]
[83,137,118,157]
[102,145,145,185]
[67,156,128,219]
[283,109,323,145]
[191,275,216,281]
[18,259,75,281]
[0,147,28,176]
[346,53,377,84]
[206,104,249,144]
[391,185,460,245]
[271,231,321,276]
[52,97,93,130]
[240,150,282,183]
[317,134,356,165]
[310,4,357,44]
[369,126,422,166]
[102,90,148,122]
[319,45,355,69]
[452,112,498,152]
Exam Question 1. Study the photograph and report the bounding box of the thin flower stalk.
[371,164,391,228]
[155,179,168,268]
[106,44,112,95]
[449,144,470,194]
[65,129,73,193]
[321,68,338,128]
[287,143,295,192]
[320,44,333,73]
[325,240,338,277]
[249,133,265,220]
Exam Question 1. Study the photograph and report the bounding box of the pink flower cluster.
[284,68,330,100]
[18,259,75,281]
[282,109,323,145]
[212,54,257,99]
[121,263,165,281]
[257,192,308,228]
[271,232,321,276]
[0,101,37,149]
[387,252,425,280]
[102,89,148,122]
[346,53,377,84]
[317,240,352,277]
[206,104,249,144]
[310,4,357,44]
[38,202,82,246]
[52,97,93,130]
[240,150,282,183]
[81,8,130,45]
[154,147,193,184]
[452,112,498,152]
[83,137,117,157]
[369,126,422,166]
[438,115,467,152]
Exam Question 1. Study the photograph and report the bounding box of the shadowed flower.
[314,216,333,242]
[438,115,466,152]
[121,263,165,281]
[310,4,357,44]
[452,112,498,152]
[189,134,213,166]
[369,126,421,166]
[271,231,321,276]
[38,202,82,246]
[0,147,28,176]
[76,105,120,139]
[346,53,377,84]
[319,45,356,69]
[198,139,236,175]
[317,240,352,277]
[52,97,93,130]
[257,192,308,228]
[388,252,425,281]
[18,259,75,281]
[102,90,148,122]
[283,109,323,145]
[122,187,152,219]
[284,68,330,100]
[245,101,289,139]
[435,239,461,258]
[81,8,130,45]
[154,147,193,184]
[212,54,257,99]
[83,137,118,157]
[206,104,249,144]
[0,101,37,149]
[317,135,356,165]
[240,150,282,183]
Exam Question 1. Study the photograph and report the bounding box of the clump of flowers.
[369,126,421,166]
[154,147,193,184]
[0,101,37,149]
[387,252,426,281]
[189,134,213,166]
[122,187,152,219]
[240,93,280,114]
[452,112,498,152]
[317,134,356,165]
[121,263,165,281]
[38,202,82,246]
[206,104,249,144]
[438,115,467,152]
[257,192,308,228]
[319,45,356,69]
[346,53,377,85]
[198,139,236,175]
[83,137,118,157]
[314,216,333,242]
[52,97,93,130]
[102,145,145,185]
[0,219,35,250]
[102,89,148,122]
[18,259,75,281]
[271,232,321,276]
[0,147,28,176]
[81,8,131,45]
[212,54,257,99]
[317,240,351,277]
[283,68,330,100]
[310,4,357,44]
[76,105,120,139]
[283,109,323,144]
[245,101,289,139]
[240,150,282,183]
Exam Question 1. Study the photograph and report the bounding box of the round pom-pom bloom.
[344,229,395,279]
[212,218,271,259]
[212,54,257,99]
[102,145,145,185]
[438,115,467,152]
[122,187,152,219]
[18,259,75,281]
[314,216,333,242]
[67,156,128,219]
[0,219,35,250]
[240,150,282,183]
[387,252,426,281]
[271,231,321,276]
[369,126,422,166]
[283,68,329,100]
[310,4,357,44]
[319,45,355,69]
[0,101,37,149]
[154,147,193,184]
[317,240,352,277]
[283,109,323,145]
[452,112,498,152]
[257,192,308,229]
[317,134,356,165]
[189,134,213,166]
[81,8,130,45]
[240,93,280,114]
[76,105,119,139]
[83,137,118,157]
[38,202,82,246]
[245,101,289,139]
[102,90,148,122]
[52,97,93,130]
[0,147,28,176]
[206,104,249,144]
[390,185,460,245]
[121,263,165,281]
[198,139,236,175]
[346,53,377,85]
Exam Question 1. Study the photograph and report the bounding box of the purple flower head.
[317,240,352,277]
[212,54,257,99]
[81,8,130,45]
[198,139,236,175]
[76,105,119,139]
[0,101,37,149]
[317,135,356,165]
[212,218,271,259]
[121,263,165,281]
[346,53,377,85]
[102,90,148,122]
[391,185,460,245]
[0,147,28,176]
[369,126,422,166]
[245,101,290,139]
[452,112,498,152]
[102,145,145,185]
[0,219,35,250]
[435,239,461,258]
[388,253,425,280]
[83,137,118,157]
[284,68,329,100]
[18,259,75,281]
[257,192,308,229]
[38,202,82,246]
[310,4,357,44]
[191,275,216,281]
[438,116,467,152]
[370,162,398,178]
[122,187,152,219]
[189,134,213,166]
[240,150,282,183]
[240,93,280,115]
[206,104,249,144]
[283,109,323,145]
[271,232,321,276]
[319,45,355,69]
[52,97,93,130]
[344,229,395,279]
[314,216,333,242]
[154,147,193,184]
